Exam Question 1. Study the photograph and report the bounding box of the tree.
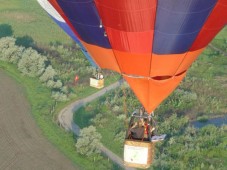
[17,48,47,77]
[0,37,23,63]
[51,91,68,101]
[39,65,57,82]
[158,114,189,135]
[75,126,102,157]
[46,79,63,89]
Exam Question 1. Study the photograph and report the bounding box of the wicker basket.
[90,78,104,89]
[124,139,155,169]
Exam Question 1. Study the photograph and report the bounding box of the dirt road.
[58,80,136,170]
[0,70,77,170]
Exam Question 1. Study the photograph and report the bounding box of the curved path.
[0,70,77,170]
[58,79,135,170]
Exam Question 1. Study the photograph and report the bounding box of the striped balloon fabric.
[38,0,227,113]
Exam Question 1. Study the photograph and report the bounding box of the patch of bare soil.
[0,70,77,170]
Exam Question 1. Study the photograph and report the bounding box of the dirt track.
[0,70,76,170]
[58,79,135,170]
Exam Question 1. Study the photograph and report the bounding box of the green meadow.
[0,0,71,45]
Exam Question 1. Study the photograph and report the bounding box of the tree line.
[0,37,68,101]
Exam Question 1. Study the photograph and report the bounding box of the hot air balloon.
[37,0,227,168]
[37,0,106,88]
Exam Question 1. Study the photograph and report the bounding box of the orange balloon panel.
[150,48,205,77]
[150,53,186,77]
[176,48,204,75]
[81,41,120,73]
[123,72,186,113]
[113,50,151,77]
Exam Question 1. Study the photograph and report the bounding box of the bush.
[75,126,102,157]
[17,48,47,77]
[51,91,68,101]
[39,65,57,82]
[0,37,23,63]
[46,79,63,89]
[197,116,209,122]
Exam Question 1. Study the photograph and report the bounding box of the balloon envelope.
[37,0,98,68]
[38,0,227,113]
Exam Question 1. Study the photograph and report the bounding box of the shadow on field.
[0,24,13,38]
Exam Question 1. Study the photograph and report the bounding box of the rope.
[122,84,128,129]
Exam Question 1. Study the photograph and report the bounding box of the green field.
[0,0,71,45]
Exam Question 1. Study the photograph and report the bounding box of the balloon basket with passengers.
[124,107,166,169]
[37,0,227,169]
[90,69,104,89]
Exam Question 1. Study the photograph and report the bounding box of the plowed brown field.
[0,70,76,170]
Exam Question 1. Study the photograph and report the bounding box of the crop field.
[0,69,78,169]
[0,0,71,45]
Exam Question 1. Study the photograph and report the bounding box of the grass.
[0,61,116,170]
[0,0,71,45]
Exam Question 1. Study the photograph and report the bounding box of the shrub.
[197,116,209,122]
[0,37,23,63]
[46,80,63,89]
[17,48,47,77]
[51,91,68,101]
[39,65,57,82]
[75,126,102,156]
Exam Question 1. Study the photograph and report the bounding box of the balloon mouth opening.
[152,75,172,80]
[152,70,186,80]
[123,70,186,80]
[175,70,186,76]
